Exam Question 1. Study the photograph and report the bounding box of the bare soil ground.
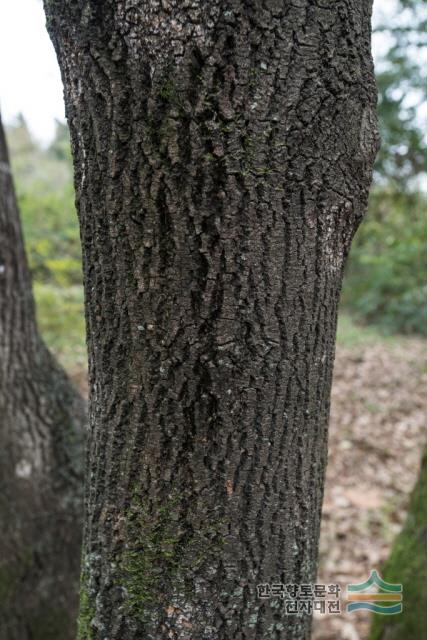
[313,338,427,640]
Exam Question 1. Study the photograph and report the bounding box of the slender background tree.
[369,448,427,640]
[0,113,85,640]
[44,2,379,638]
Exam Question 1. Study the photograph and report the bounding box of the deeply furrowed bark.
[0,115,85,639]
[44,2,379,638]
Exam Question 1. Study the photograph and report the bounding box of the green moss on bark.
[119,493,227,623]
[77,578,95,640]
[121,503,182,619]
[369,451,427,640]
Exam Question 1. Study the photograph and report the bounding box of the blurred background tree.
[6,116,86,381]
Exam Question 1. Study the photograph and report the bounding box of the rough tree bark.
[0,115,85,639]
[44,2,379,638]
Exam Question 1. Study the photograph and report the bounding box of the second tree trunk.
[0,115,85,639]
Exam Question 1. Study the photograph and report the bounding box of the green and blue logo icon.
[346,570,403,615]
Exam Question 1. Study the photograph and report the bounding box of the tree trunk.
[0,115,85,639]
[369,449,427,640]
[44,2,379,638]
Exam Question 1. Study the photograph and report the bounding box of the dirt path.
[313,339,427,640]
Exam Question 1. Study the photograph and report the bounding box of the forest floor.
[313,318,427,640]
[39,291,427,640]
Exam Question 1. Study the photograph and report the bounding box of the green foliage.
[374,0,427,188]
[6,116,81,287]
[33,284,86,376]
[343,189,427,336]
[340,0,427,336]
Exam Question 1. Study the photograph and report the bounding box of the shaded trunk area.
[44,2,379,638]
[369,449,427,640]
[0,115,85,639]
